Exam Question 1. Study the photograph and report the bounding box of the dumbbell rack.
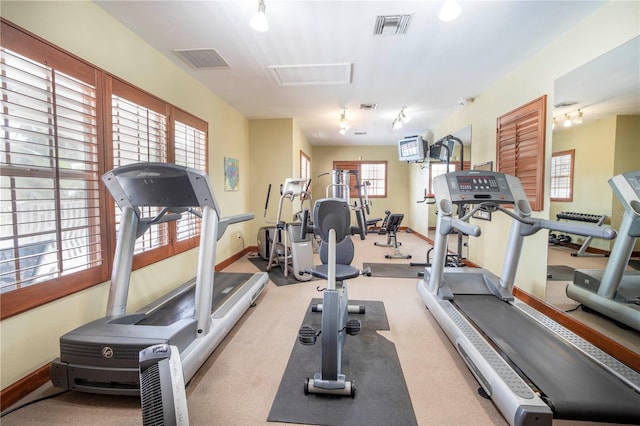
[555,211,608,257]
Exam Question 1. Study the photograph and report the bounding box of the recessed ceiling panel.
[268,63,353,86]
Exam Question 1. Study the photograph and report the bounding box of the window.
[0,21,207,319]
[360,163,386,197]
[429,163,456,194]
[333,161,387,199]
[550,150,574,201]
[300,150,310,180]
[0,36,108,316]
[496,95,546,211]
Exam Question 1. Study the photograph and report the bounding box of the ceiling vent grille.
[173,48,229,69]
[360,103,378,110]
[373,15,411,35]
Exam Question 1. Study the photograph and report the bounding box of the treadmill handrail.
[490,205,617,240]
[217,213,254,240]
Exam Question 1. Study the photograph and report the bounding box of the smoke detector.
[458,97,475,107]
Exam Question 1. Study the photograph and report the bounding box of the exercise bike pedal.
[345,319,361,336]
[298,324,317,345]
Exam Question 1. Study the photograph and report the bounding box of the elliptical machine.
[260,178,314,281]
[297,197,367,397]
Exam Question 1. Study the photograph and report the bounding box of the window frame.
[333,160,387,199]
[550,149,575,202]
[300,150,311,180]
[0,20,208,319]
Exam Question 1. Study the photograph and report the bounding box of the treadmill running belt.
[137,272,255,326]
[454,294,640,423]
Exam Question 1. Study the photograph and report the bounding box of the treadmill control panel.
[456,175,500,192]
[437,171,517,205]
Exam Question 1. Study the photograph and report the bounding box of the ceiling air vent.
[360,103,378,110]
[373,15,411,35]
[173,48,229,69]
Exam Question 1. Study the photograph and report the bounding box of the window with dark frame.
[0,21,208,319]
[300,150,310,180]
[333,160,387,199]
[550,150,574,202]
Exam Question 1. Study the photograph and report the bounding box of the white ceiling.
[95,0,607,146]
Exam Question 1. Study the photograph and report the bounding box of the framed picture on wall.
[224,157,239,191]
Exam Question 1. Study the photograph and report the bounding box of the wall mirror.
[425,125,472,261]
[547,36,640,356]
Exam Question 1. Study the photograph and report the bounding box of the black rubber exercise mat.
[268,299,417,426]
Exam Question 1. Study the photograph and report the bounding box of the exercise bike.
[297,197,367,397]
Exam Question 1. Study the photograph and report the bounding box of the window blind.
[0,47,102,292]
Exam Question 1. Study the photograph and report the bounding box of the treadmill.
[417,170,640,425]
[50,163,268,395]
[566,171,640,331]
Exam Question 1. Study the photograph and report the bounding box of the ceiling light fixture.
[552,109,584,130]
[392,108,411,130]
[339,108,350,135]
[439,0,461,22]
[572,109,583,124]
[250,0,269,32]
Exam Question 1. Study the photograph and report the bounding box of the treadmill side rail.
[417,281,553,426]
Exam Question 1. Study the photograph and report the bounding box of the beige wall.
[409,1,639,298]
[613,115,640,251]
[248,118,315,242]
[550,115,640,251]
[550,116,617,251]
[0,1,254,389]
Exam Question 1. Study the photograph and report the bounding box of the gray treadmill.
[50,162,268,395]
[417,170,640,425]
[566,170,640,331]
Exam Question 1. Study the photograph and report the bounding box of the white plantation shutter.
[0,47,103,293]
[111,93,169,255]
[174,116,207,243]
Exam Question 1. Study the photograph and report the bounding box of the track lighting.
[572,110,583,124]
[553,109,584,130]
[339,108,350,135]
[250,0,269,32]
[392,108,411,130]
[439,0,461,22]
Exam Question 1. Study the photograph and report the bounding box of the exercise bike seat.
[308,264,361,281]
